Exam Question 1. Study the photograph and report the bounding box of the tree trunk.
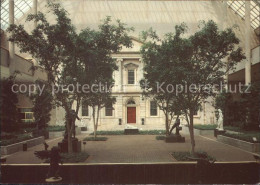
[92,107,97,139]
[189,110,195,155]
[165,112,170,136]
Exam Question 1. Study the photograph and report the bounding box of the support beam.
[245,0,251,85]
[9,0,15,73]
[33,0,38,28]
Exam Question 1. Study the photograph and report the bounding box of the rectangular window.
[19,108,34,122]
[150,101,158,116]
[82,103,89,117]
[128,69,135,84]
[105,103,113,116]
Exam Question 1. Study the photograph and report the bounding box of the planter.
[48,131,65,139]
[181,126,214,136]
[1,136,44,155]
[214,129,226,137]
[165,134,185,143]
[217,135,260,153]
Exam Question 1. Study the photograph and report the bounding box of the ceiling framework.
[1,0,33,30]
[227,0,260,29]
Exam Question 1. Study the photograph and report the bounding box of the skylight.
[227,0,260,29]
[1,0,33,30]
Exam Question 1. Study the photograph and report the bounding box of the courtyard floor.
[2,133,257,164]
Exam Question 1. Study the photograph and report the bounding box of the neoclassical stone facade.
[50,38,217,131]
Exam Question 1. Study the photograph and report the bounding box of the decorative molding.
[124,63,139,70]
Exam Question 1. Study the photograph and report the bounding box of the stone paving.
[3,133,256,164]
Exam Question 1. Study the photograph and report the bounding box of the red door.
[127,107,136,123]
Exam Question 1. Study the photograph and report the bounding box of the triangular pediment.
[120,37,143,53]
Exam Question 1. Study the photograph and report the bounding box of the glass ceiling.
[0,0,259,30]
[1,0,33,30]
[227,0,260,29]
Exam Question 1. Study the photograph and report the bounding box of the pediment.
[120,37,143,52]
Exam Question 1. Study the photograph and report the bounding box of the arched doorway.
[127,99,136,124]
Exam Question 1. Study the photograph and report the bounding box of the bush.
[90,130,124,135]
[44,152,89,163]
[0,134,34,146]
[47,125,65,132]
[194,124,217,130]
[0,76,21,132]
[172,151,215,161]
[83,137,108,141]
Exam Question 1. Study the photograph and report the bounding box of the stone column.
[9,0,15,73]
[245,0,251,85]
[116,58,123,92]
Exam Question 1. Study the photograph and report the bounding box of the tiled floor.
[3,134,256,164]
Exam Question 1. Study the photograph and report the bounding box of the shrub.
[90,130,124,135]
[172,151,215,161]
[193,124,217,130]
[0,76,21,132]
[0,134,34,146]
[47,125,65,132]
[83,137,108,141]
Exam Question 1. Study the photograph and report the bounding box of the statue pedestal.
[214,129,226,137]
[58,138,81,153]
[165,134,185,143]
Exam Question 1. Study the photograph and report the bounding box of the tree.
[0,75,21,133]
[31,80,54,131]
[78,18,133,139]
[178,20,245,154]
[8,3,133,152]
[140,25,189,136]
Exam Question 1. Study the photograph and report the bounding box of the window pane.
[105,103,113,116]
[25,113,33,119]
[150,101,157,116]
[82,104,88,116]
[128,70,135,84]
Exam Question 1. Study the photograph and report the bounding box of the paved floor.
[3,134,257,164]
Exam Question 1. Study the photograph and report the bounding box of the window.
[82,103,89,117]
[19,108,34,122]
[105,103,113,116]
[150,101,158,116]
[128,69,135,84]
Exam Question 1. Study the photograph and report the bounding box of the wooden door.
[127,107,136,123]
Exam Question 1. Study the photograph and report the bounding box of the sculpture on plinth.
[166,118,185,143]
[216,109,224,131]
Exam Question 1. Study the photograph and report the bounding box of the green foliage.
[215,82,260,130]
[156,135,166,140]
[0,76,21,132]
[139,130,166,135]
[44,152,89,163]
[89,130,166,135]
[172,151,215,161]
[83,137,108,141]
[7,2,133,152]
[0,133,34,146]
[47,125,65,132]
[31,81,53,130]
[90,130,124,135]
[193,124,217,130]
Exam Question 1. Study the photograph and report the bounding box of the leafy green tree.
[140,25,189,136]
[78,18,133,139]
[31,80,54,130]
[0,75,21,133]
[8,3,133,152]
[178,20,245,154]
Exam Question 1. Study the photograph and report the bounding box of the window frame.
[128,69,135,85]
[150,101,158,116]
